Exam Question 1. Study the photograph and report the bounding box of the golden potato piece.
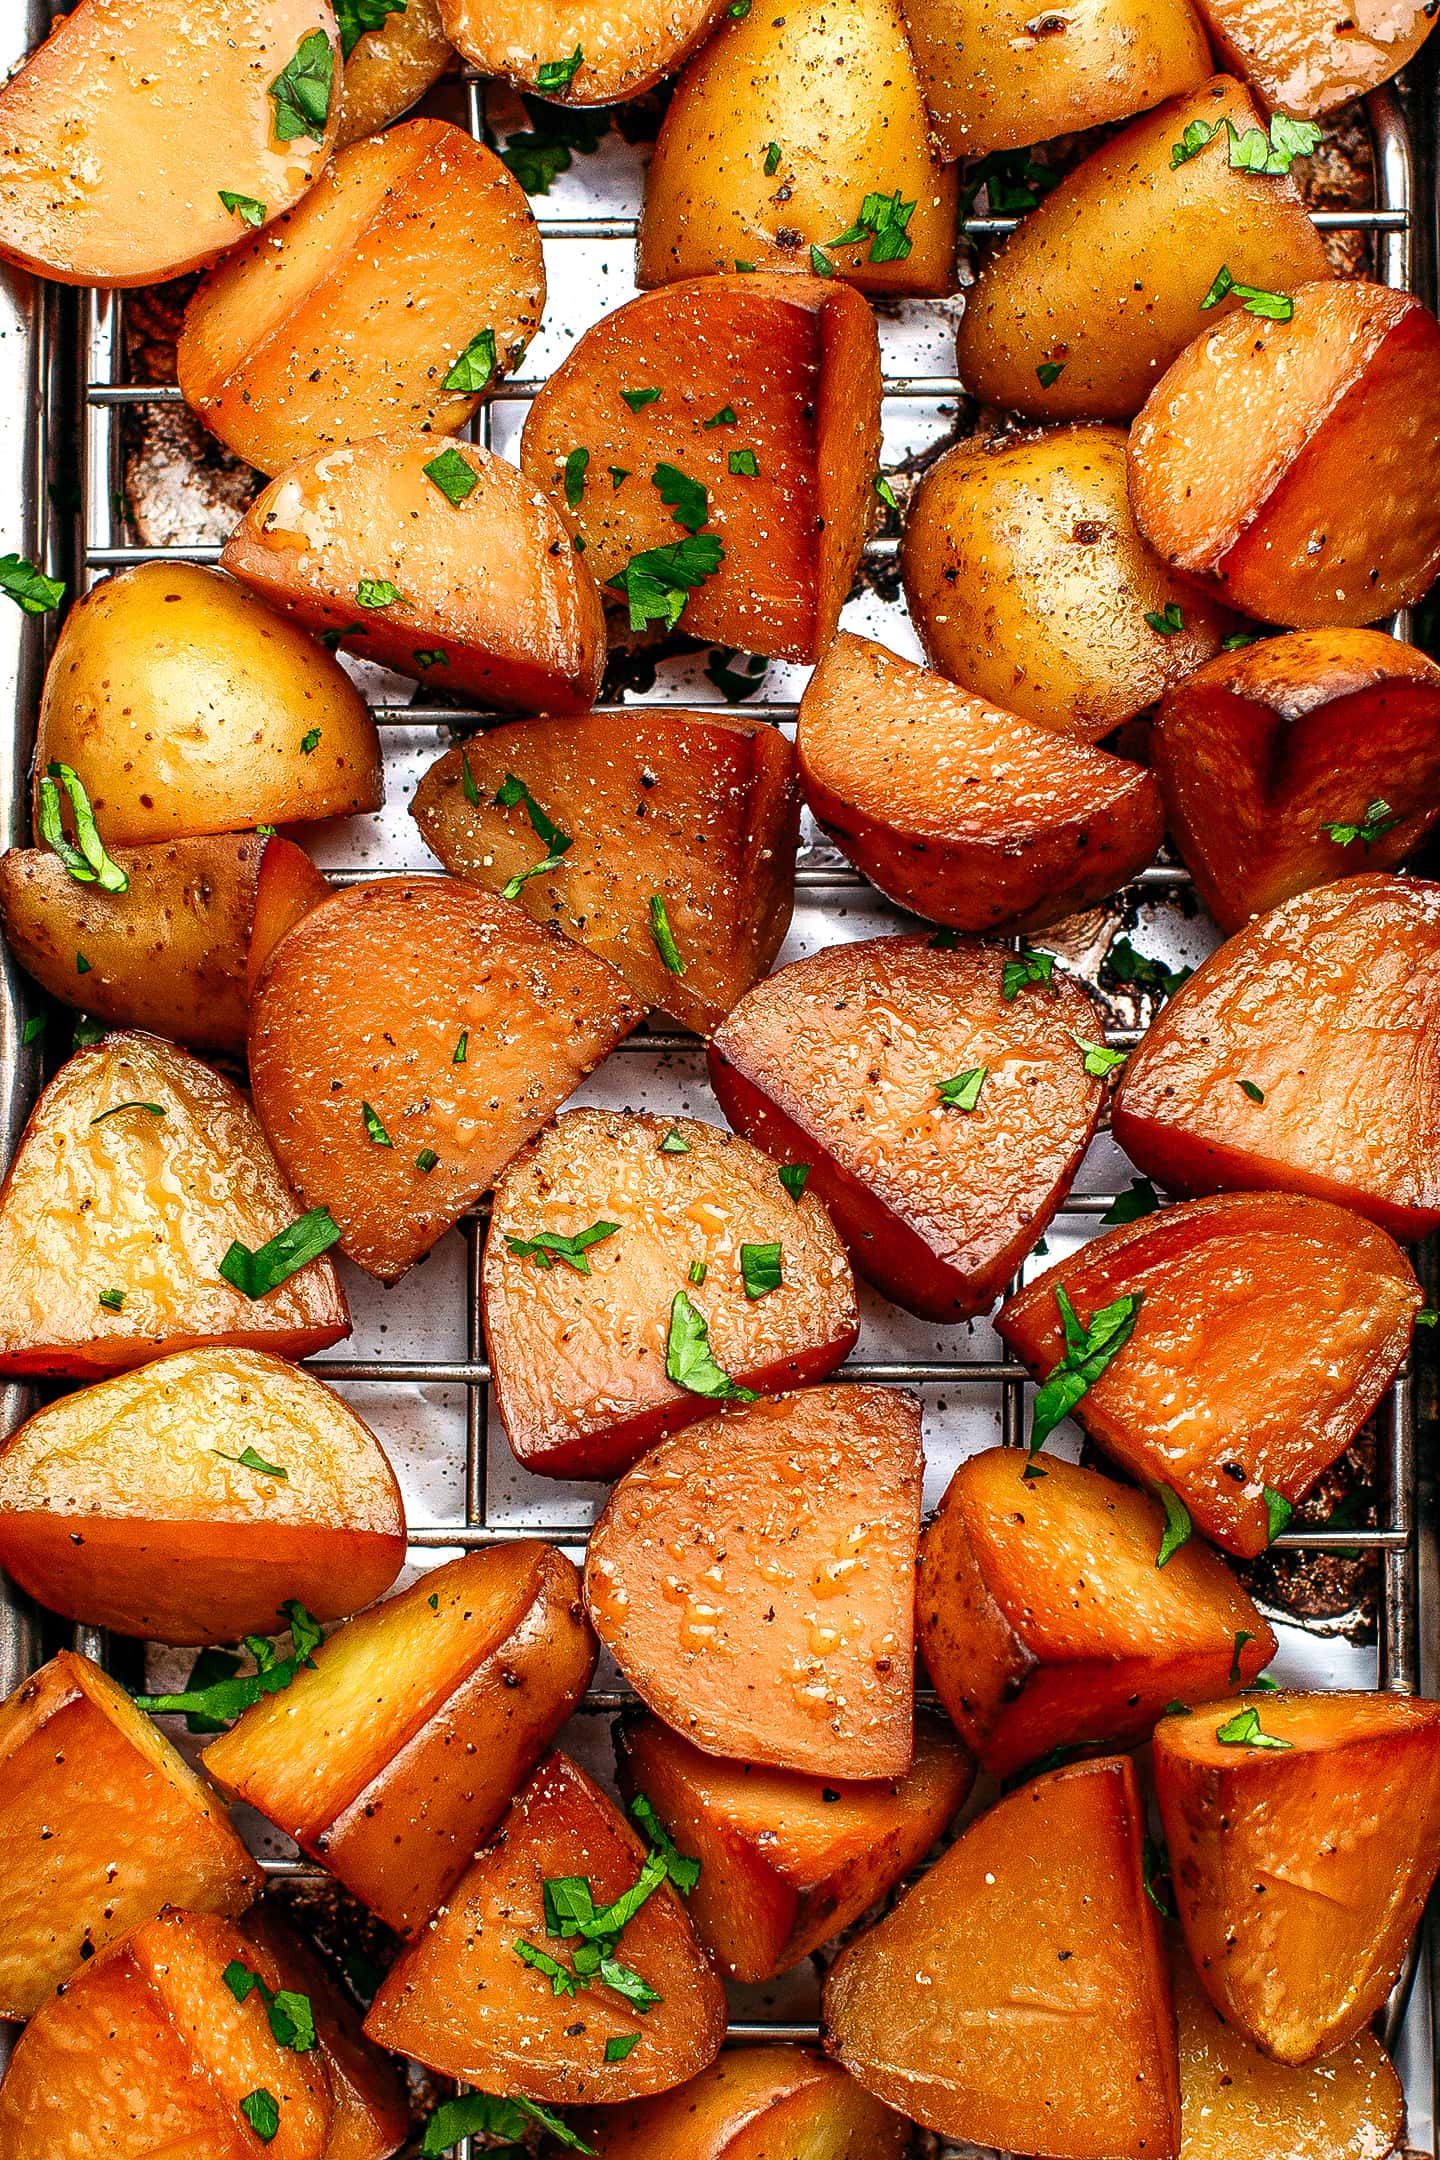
[589,2046,911,2158]
[1190,0,1436,114]
[0,1030,349,1377]
[179,120,544,477]
[901,426,1233,740]
[0,0,340,287]
[638,0,957,297]
[337,0,453,147]
[0,1651,260,2022]
[438,0,731,103]
[222,431,606,711]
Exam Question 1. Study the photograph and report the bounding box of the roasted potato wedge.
[901,426,1234,740]
[205,1543,596,1937]
[1155,1692,1440,2063]
[1112,875,1440,1239]
[918,1449,1277,1775]
[823,1755,1180,2157]
[437,0,730,103]
[586,1386,922,1781]
[637,0,957,297]
[588,2046,910,2158]
[955,78,1331,422]
[797,631,1163,930]
[180,120,543,477]
[1129,279,1440,627]
[336,0,453,147]
[519,274,881,664]
[1189,0,1436,113]
[1155,628,1440,931]
[410,709,799,1035]
[221,431,606,711]
[0,1030,348,1377]
[364,1750,728,2099]
[708,935,1107,1321]
[0,1650,260,2021]
[0,0,340,286]
[616,1712,973,1982]
[248,876,639,1282]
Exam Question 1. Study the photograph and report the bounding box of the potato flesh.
[797,632,1163,931]
[1154,1692,1440,2063]
[364,1750,728,2099]
[1111,875,1440,1239]
[822,1756,1180,2157]
[585,1386,922,1780]
[410,710,799,1035]
[438,0,731,102]
[519,274,881,663]
[240,1906,409,2160]
[0,1651,260,2020]
[484,1110,859,1479]
[954,77,1332,421]
[0,0,339,286]
[637,0,958,298]
[708,935,1106,1321]
[0,1030,348,1376]
[337,0,453,148]
[588,2046,911,2159]
[901,426,1233,740]
[1190,0,1434,113]
[179,120,544,477]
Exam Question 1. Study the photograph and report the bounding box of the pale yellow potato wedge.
[438,0,731,104]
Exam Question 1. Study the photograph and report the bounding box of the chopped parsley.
[454,1030,467,1063]
[500,96,608,196]
[826,189,916,263]
[423,448,479,506]
[240,2090,281,2143]
[1171,112,1321,175]
[1223,629,1265,649]
[564,446,590,510]
[606,2033,641,2062]
[443,327,497,395]
[660,1129,690,1153]
[360,1101,392,1147]
[222,1962,316,2051]
[1001,947,1055,1001]
[496,771,572,898]
[705,648,766,701]
[1027,1285,1142,1464]
[21,1014,44,1045]
[1142,1836,1172,1918]
[415,1146,439,1173]
[218,190,266,228]
[334,0,407,58]
[1230,1629,1255,1684]
[1201,264,1294,320]
[89,1100,164,1125]
[1215,1705,1292,1750]
[937,1067,986,1112]
[213,1445,287,1481]
[688,1258,707,1285]
[75,952,91,975]
[506,1221,620,1276]
[1101,1176,1161,1226]
[0,555,64,614]
[653,462,708,533]
[1036,361,1065,388]
[413,648,448,668]
[356,577,405,609]
[810,245,834,277]
[98,1287,125,1312]
[778,1164,810,1203]
[299,728,321,755]
[1264,1485,1293,1541]
[421,2095,592,2157]
[649,893,685,975]
[728,448,760,477]
[764,140,782,174]
[219,1208,341,1298]
[1145,602,1185,635]
[1103,936,1192,1000]
[702,406,737,429]
[873,474,899,510]
[536,44,584,90]
[608,534,725,631]
[960,148,1059,221]
[621,386,662,412]
[665,1289,756,1401]
[1321,798,1398,848]
[609,465,631,489]
[136,1600,322,1724]
[268,31,334,145]
[1238,1078,1265,1103]
[38,763,127,893]
[741,1242,783,1298]
[1155,1486,1192,1568]
[1069,1034,1127,1079]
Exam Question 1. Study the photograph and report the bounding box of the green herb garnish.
[536,44,584,90]
[649,893,684,975]
[219,1209,341,1299]
[38,763,127,893]
[937,1067,986,1112]
[1028,1285,1142,1463]
[424,448,479,506]
[268,31,334,144]
[607,535,724,632]
[741,1242,782,1299]
[665,1290,756,1402]
[218,190,266,227]
[506,1221,620,1276]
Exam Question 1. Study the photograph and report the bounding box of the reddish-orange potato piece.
[249,877,639,1282]
[205,1543,596,1937]
[586,1386,922,1781]
[179,120,543,477]
[0,1651,260,2021]
[0,1909,332,2160]
[917,1449,1276,1775]
[617,1712,972,1982]
[998,1193,1420,1556]
[708,936,1108,1321]
[484,1111,858,1480]
[240,1906,408,2160]
[0,832,327,1056]
[587,2046,910,2158]
[1154,1692,1440,2063]
[797,632,1163,931]
[1129,280,1440,627]
[519,274,881,664]
[1111,875,1440,1240]
[249,836,334,996]
[365,1751,728,2100]
[438,0,729,103]
[1189,0,1435,115]
[411,709,799,1035]
[221,432,606,712]
[823,1756,1180,2158]
[1154,629,1440,932]
[0,1031,349,1378]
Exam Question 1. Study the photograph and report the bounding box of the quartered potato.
[204,1543,596,1936]
[437,0,731,103]
[588,2046,911,2158]
[336,0,453,147]
[1188,0,1437,113]
[797,631,1163,931]
[0,1651,260,2021]
[0,1031,349,1377]
[519,274,881,663]
[901,426,1234,740]
[0,0,340,286]
[180,120,544,477]
[999,1194,1420,1556]
[411,709,800,1035]
[638,0,958,297]
[221,431,606,709]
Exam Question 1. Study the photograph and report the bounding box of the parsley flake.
[1155,1485,1192,1567]
[222,1962,316,2050]
[1145,602,1185,635]
[778,1163,810,1203]
[454,1030,467,1063]
[1101,1176,1161,1226]
[688,1258,707,1285]
[649,893,685,975]
[240,2090,281,2143]
[666,1289,756,1401]
[1027,1285,1143,1463]
[496,771,572,898]
[660,1128,690,1154]
[810,244,834,277]
[1238,1078,1265,1103]
[826,188,916,263]
[606,2033,641,2062]
[89,1099,165,1127]
[356,578,405,609]
[219,190,266,228]
[415,1146,439,1173]
[0,555,64,614]
[702,406,737,429]
[421,2093,593,2156]
[1263,1485,1293,1542]
[621,386,662,412]
[741,1241,783,1298]
[1172,112,1321,175]
[937,1067,986,1112]
[536,44,584,90]
[219,1209,341,1299]
[21,1014,45,1045]
[136,1600,322,1725]
[299,728,321,755]
[1230,1629,1255,1684]
[564,446,590,509]
[506,1221,620,1276]
[607,534,724,631]
[268,31,334,145]
[1103,937,1192,1000]
[444,327,497,394]
[704,647,767,701]
[653,462,708,533]
[360,1101,392,1147]
[38,763,127,893]
[873,474,899,510]
[959,148,1059,221]
[1321,798,1398,848]
[1201,264,1294,320]
[1001,947,1055,1001]
[728,448,759,477]
[1036,360,1066,387]
[1216,1705,1292,1749]
[334,0,406,58]
[1069,1034,1126,1079]
[423,447,479,506]
[98,1287,125,1312]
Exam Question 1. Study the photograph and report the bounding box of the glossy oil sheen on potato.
[411,709,799,1035]
[708,935,1107,1320]
[0,1346,406,1642]
[484,1111,859,1479]
[0,1031,348,1377]
[336,0,452,147]
[823,1756,1180,2157]
[438,0,731,102]
[364,1751,728,2098]
[248,877,639,1281]
[180,120,544,476]
[588,2045,911,2158]
[519,274,881,664]
[0,0,339,285]
[586,1385,922,1780]
[1154,1692,1440,2063]
[797,631,1163,930]
[918,1449,1277,1775]
[205,1542,595,1936]
[0,1651,260,2020]
[1188,0,1436,112]
[1111,876,1440,1239]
